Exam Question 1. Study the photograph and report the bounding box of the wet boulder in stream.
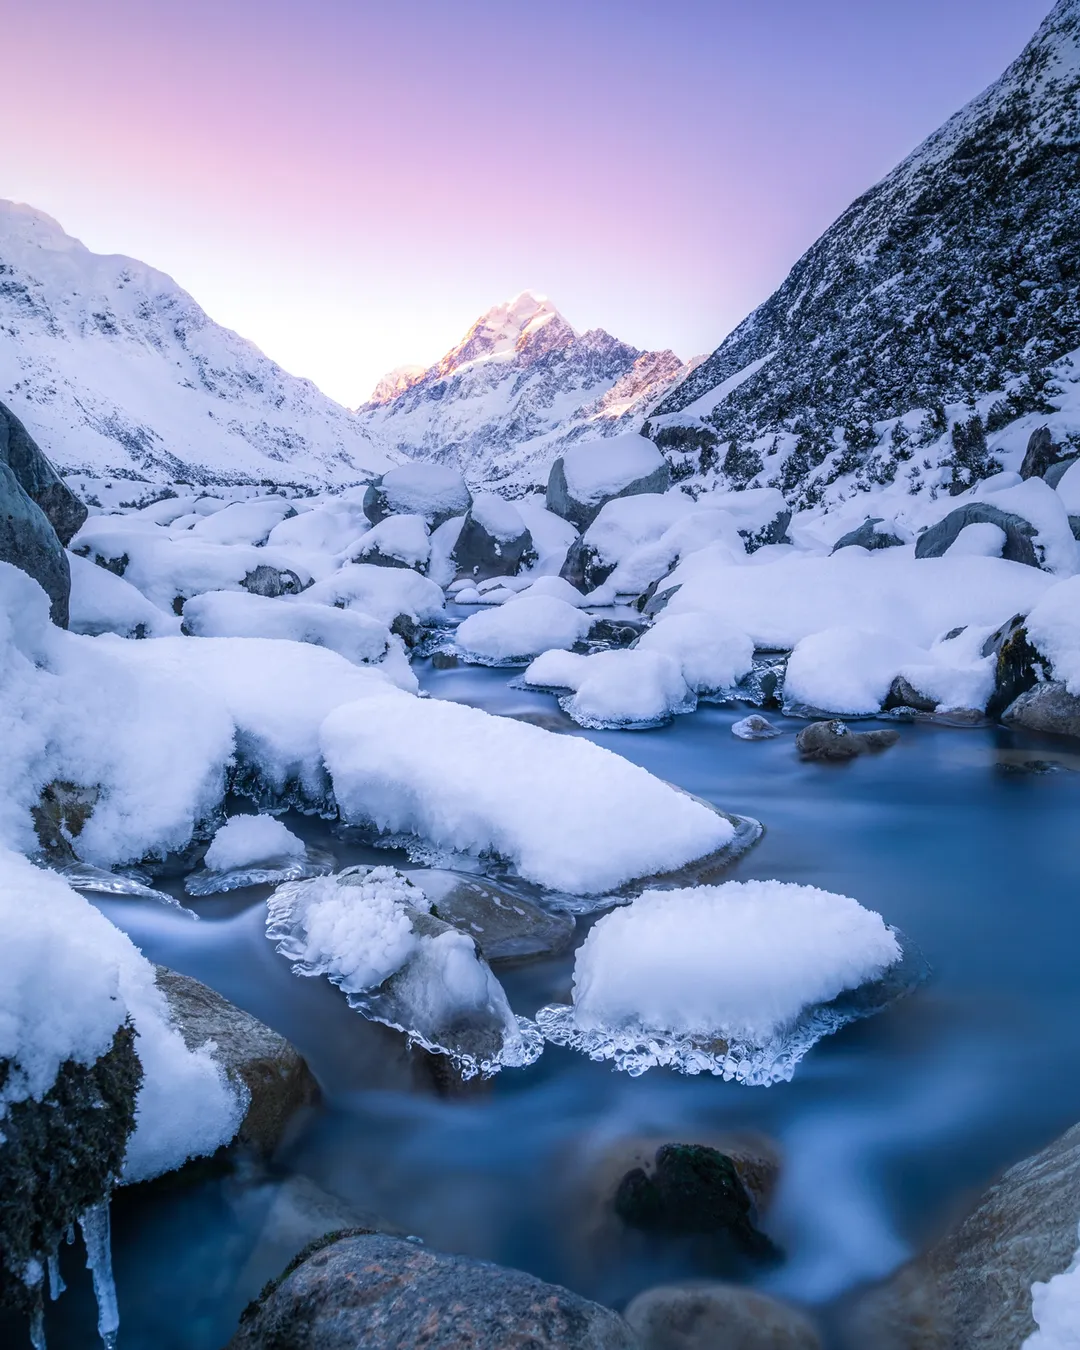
[626,1282,822,1350]
[795,720,899,760]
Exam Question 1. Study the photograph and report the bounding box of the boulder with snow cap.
[451,493,535,580]
[546,432,671,530]
[831,517,906,553]
[560,534,616,593]
[352,513,431,571]
[362,463,471,529]
[915,504,1039,568]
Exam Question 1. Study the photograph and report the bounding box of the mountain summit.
[0,200,392,486]
[357,292,688,489]
[649,0,1080,508]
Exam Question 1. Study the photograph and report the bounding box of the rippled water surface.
[18,659,1080,1349]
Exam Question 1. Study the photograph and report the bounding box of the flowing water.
[15,659,1080,1348]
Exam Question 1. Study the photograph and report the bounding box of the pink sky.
[0,0,1054,405]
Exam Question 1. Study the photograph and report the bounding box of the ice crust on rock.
[320,690,734,896]
[455,594,592,664]
[537,880,904,1083]
[266,866,541,1078]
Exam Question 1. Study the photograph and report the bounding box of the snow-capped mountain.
[649,0,1080,509]
[356,291,688,492]
[0,200,394,486]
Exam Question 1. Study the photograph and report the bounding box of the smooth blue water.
[17,660,1080,1349]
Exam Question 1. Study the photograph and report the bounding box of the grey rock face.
[241,564,308,598]
[0,459,71,625]
[795,721,900,760]
[154,967,318,1157]
[884,675,939,713]
[561,535,616,593]
[0,400,87,545]
[0,1025,141,1316]
[1019,426,1061,480]
[832,517,905,553]
[742,508,793,551]
[451,510,534,580]
[848,1120,1080,1350]
[1003,680,1080,739]
[546,454,671,531]
[227,1232,638,1350]
[914,504,1040,568]
[590,616,647,648]
[1043,454,1080,489]
[417,870,576,964]
[625,1282,821,1350]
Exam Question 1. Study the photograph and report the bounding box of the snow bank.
[662,549,1054,650]
[636,612,755,695]
[319,690,734,895]
[181,590,415,688]
[265,866,541,1078]
[1025,575,1080,696]
[561,432,666,504]
[68,552,180,639]
[300,562,444,625]
[455,594,591,664]
[523,647,693,729]
[784,625,995,715]
[0,848,245,1182]
[189,498,296,546]
[204,815,305,872]
[537,880,903,1082]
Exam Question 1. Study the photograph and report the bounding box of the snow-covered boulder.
[319,690,737,896]
[363,464,472,529]
[451,493,534,580]
[831,517,906,553]
[536,880,905,1082]
[635,612,755,698]
[300,563,445,629]
[68,552,180,639]
[917,481,1078,574]
[181,590,414,687]
[188,497,297,546]
[352,513,431,571]
[266,866,541,1079]
[455,594,591,665]
[546,432,670,530]
[523,648,693,729]
[183,813,335,895]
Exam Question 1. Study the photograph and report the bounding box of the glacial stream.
[13,657,1080,1349]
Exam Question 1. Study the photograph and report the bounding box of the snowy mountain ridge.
[0,199,394,486]
[356,291,689,492]
[648,0,1080,511]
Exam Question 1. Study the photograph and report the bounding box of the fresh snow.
[204,815,305,872]
[455,594,592,664]
[560,432,666,504]
[1025,575,1080,695]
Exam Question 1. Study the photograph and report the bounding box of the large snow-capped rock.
[355,291,688,491]
[0,200,394,486]
[649,0,1080,511]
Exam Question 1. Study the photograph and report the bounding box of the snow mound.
[0,848,245,1181]
[265,866,541,1078]
[189,498,297,546]
[636,613,755,696]
[319,691,735,897]
[522,647,694,730]
[205,816,305,871]
[300,563,445,626]
[354,514,431,570]
[455,594,592,664]
[537,880,907,1083]
[67,552,180,639]
[1025,575,1080,696]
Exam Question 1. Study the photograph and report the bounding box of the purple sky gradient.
[0,0,1055,404]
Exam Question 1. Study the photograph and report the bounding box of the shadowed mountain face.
[356,291,689,491]
[0,201,393,487]
[650,0,1080,508]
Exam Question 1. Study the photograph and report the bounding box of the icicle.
[28,1302,46,1350]
[64,1227,75,1246]
[47,1251,65,1300]
[78,1202,119,1350]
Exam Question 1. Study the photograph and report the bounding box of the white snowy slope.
[648,0,1080,511]
[355,291,689,491]
[0,200,394,486]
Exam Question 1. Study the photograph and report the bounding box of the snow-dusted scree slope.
[0,201,394,486]
[355,291,689,491]
[649,0,1080,509]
